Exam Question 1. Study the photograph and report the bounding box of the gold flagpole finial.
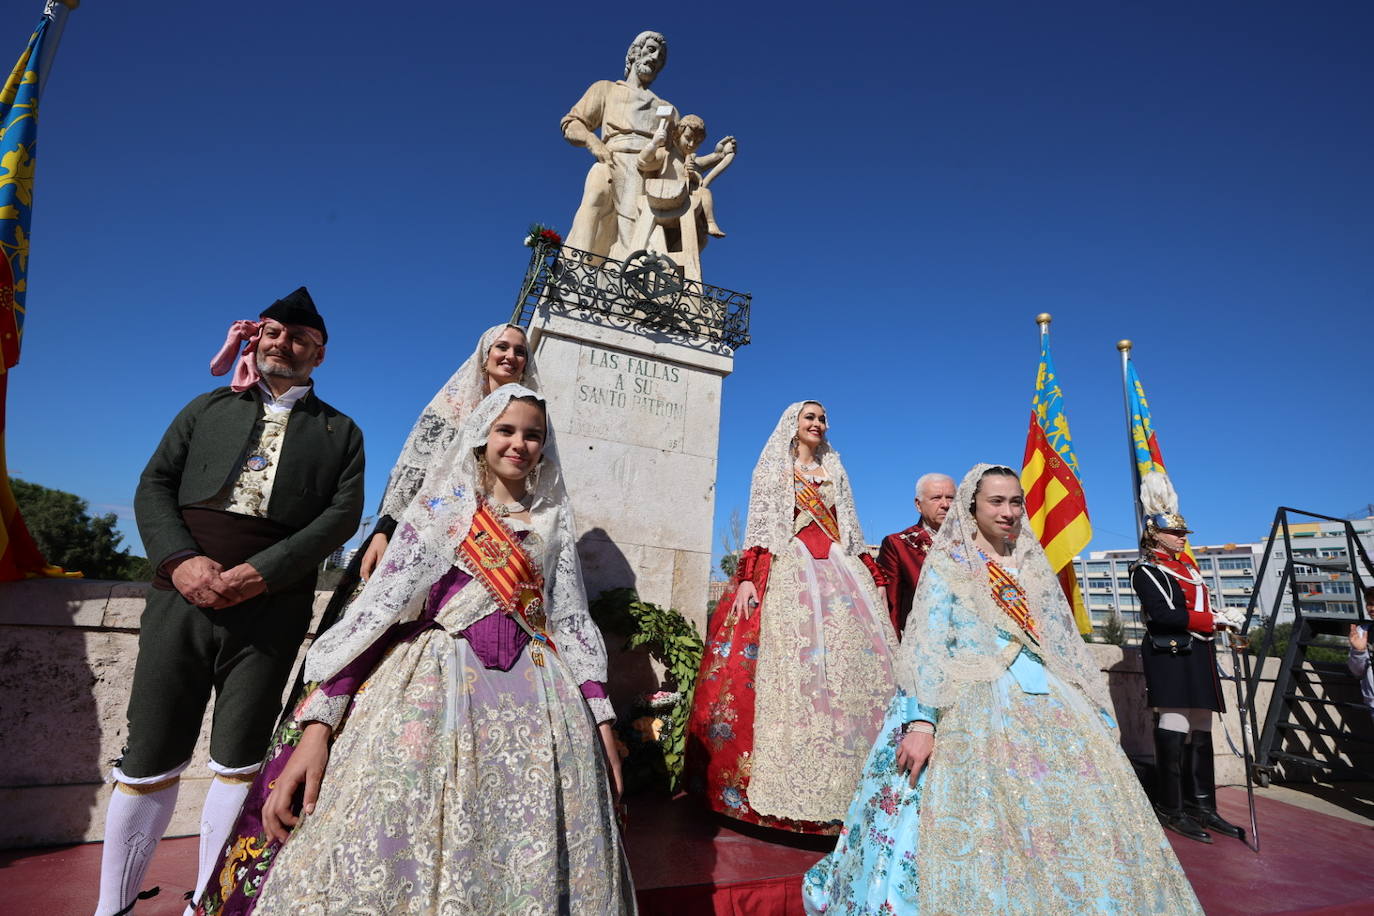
[1035,313,1052,326]
[1116,339,1133,352]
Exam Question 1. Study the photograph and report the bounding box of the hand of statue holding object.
[598,722,624,802]
[263,721,331,843]
[896,728,934,789]
[714,135,737,156]
[733,580,760,620]
[360,531,389,581]
[1352,624,1369,654]
[650,121,669,150]
[169,554,230,608]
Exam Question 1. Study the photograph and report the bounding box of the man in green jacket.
[96,287,365,916]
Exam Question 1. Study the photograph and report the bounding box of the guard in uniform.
[1131,471,1244,844]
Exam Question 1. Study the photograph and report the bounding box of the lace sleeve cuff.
[297,687,350,730]
[585,695,615,725]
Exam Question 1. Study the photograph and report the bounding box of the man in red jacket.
[876,473,954,637]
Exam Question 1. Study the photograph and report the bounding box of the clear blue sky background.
[5,1,1371,573]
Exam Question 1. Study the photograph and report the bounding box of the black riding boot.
[1153,727,1212,843]
[1183,730,1245,841]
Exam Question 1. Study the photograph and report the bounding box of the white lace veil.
[741,401,868,557]
[378,324,542,520]
[895,463,1112,714]
[305,384,604,688]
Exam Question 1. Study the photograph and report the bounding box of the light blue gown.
[802,566,1203,915]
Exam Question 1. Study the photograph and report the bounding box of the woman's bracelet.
[903,720,935,735]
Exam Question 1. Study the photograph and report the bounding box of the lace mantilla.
[305,385,607,697]
[743,401,868,558]
[896,463,1114,717]
[737,402,896,822]
[378,324,542,521]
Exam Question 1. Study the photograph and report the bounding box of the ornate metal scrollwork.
[510,240,751,349]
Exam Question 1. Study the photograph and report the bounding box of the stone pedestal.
[528,306,733,631]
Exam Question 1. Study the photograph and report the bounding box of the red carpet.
[2,789,1369,915]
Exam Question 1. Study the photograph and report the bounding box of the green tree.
[10,478,150,580]
[1248,620,1348,664]
[716,507,744,581]
[1101,610,1127,646]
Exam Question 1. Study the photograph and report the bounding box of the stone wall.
[0,579,328,849]
[1,578,1365,848]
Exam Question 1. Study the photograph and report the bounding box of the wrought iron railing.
[510,240,751,349]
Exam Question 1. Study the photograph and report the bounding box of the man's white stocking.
[96,770,181,916]
[184,763,258,915]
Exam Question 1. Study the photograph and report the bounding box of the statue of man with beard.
[561,31,679,262]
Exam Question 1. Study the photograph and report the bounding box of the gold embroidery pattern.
[916,677,1203,914]
[748,534,897,822]
[250,526,632,914]
[203,410,291,517]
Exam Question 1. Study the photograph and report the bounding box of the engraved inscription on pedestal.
[575,346,686,451]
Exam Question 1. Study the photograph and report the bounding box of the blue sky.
[5,1,1371,573]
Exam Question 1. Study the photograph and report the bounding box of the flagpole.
[1117,339,1143,541]
[37,1,78,95]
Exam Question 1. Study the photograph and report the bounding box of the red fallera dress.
[687,508,889,835]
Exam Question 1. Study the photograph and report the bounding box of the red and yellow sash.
[793,471,842,544]
[987,560,1039,644]
[456,501,556,657]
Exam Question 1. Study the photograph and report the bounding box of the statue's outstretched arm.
[701,136,738,188]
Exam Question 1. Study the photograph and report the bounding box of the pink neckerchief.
[209,320,263,392]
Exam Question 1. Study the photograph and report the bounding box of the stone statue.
[561,31,678,263]
[561,32,740,284]
[630,113,737,282]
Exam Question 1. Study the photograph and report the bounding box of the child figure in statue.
[632,114,737,269]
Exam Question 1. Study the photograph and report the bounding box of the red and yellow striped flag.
[1020,316,1093,634]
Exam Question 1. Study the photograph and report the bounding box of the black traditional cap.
[259,286,327,343]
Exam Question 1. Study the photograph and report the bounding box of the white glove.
[1214,606,1246,630]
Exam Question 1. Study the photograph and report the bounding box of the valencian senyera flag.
[1124,350,1196,562]
[0,4,77,580]
[1125,355,1166,479]
[1020,318,1093,634]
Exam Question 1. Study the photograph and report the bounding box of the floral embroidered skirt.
[802,670,1203,915]
[687,539,894,834]
[249,631,634,915]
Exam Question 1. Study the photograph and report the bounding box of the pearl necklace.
[485,492,533,517]
[794,458,821,472]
